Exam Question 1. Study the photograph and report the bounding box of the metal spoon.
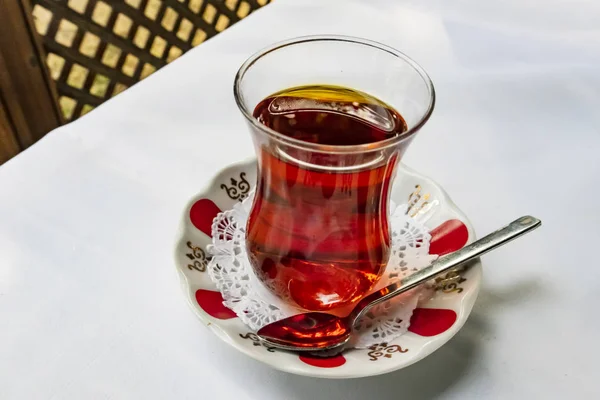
[257,215,541,354]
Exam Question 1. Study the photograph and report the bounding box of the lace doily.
[207,192,437,348]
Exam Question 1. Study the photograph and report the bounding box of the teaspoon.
[257,215,541,354]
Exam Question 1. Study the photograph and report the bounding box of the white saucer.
[174,158,481,378]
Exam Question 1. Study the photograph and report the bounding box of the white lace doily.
[207,192,437,348]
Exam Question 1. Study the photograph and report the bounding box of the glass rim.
[233,35,436,154]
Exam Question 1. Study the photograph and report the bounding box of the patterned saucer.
[174,158,481,378]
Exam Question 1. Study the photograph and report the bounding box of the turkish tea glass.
[234,36,435,311]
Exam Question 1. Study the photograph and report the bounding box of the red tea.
[247,85,408,311]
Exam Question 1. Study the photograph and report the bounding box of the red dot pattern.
[195,289,237,319]
[189,199,221,237]
[429,219,469,256]
[299,354,347,368]
[408,308,457,336]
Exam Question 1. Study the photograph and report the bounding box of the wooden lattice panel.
[31,0,273,121]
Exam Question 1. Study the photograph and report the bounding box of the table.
[1,0,599,398]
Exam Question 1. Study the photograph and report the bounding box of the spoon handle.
[351,215,541,322]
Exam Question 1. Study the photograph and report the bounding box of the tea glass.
[234,36,435,311]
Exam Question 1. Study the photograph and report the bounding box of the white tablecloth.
[1,0,599,398]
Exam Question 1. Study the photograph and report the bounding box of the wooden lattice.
[30,0,273,122]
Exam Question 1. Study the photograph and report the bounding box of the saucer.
[174,158,481,378]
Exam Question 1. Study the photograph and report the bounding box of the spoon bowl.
[258,313,351,352]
